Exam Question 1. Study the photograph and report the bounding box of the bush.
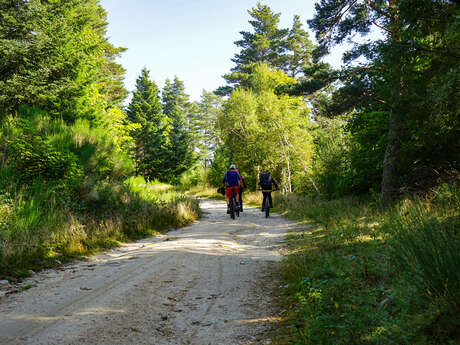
[9,129,82,184]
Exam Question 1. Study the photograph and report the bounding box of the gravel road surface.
[0,199,299,345]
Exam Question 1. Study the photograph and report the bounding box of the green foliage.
[0,0,127,119]
[2,105,134,183]
[127,71,195,183]
[127,68,168,180]
[217,63,313,192]
[161,77,194,182]
[230,3,288,72]
[306,0,460,199]
[276,183,460,344]
[208,146,232,187]
[6,117,82,185]
[389,184,460,324]
[218,2,315,95]
[189,91,222,163]
[0,176,200,277]
[179,164,202,190]
[306,117,352,197]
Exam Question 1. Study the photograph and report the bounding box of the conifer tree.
[217,3,316,96]
[161,77,194,181]
[188,91,222,164]
[231,2,288,71]
[127,68,166,179]
[217,2,288,95]
[285,15,314,78]
[0,0,127,119]
[308,0,459,201]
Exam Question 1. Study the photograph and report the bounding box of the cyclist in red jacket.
[222,164,241,213]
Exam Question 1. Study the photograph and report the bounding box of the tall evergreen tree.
[0,0,127,119]
[188,91,222,163]
[217,2,288,95]
[308,0,459,201]
[161,77,194,181]
[217,3,318,96]
[231,2,288,71]
[284,15,314,78]
[127,68,166,179]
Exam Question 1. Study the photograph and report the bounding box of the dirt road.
[0,199,298,345]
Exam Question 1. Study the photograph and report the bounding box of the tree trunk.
[203,158,207,186]
[281,165,286,193]
[286,158,292,193]
[381,0,402,204]
[381,111,400,202]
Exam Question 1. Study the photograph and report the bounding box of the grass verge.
[0,176,201,279]
[274,184,460,345]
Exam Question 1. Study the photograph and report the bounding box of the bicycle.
[260,188,278,218]
[238,188,244,212]
[229,189,240,219]
[261,189,271,218]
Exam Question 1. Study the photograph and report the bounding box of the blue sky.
[100,0,345,102]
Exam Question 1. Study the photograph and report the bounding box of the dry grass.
[0,178,201,278]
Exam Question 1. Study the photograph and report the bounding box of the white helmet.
[229,164,236,169]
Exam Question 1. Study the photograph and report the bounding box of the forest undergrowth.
[274,184,460,345]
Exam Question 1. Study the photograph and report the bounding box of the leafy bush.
[9,129,82,184]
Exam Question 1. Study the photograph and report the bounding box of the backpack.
[260,172,272,187]
[225,170,240,187]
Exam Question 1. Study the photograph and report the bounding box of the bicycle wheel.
[230,195,236,219]
[265,195,270,218]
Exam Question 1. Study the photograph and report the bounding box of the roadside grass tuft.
[274,184,460,345]
[0,177,201,279]
[188,185,224,199]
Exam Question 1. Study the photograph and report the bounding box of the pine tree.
[217,2,288,95]
[0,0,127,119]
[127,68,166,179]
[161,77,194,181]
[217,3,317,96]
[188,91,222,163]
[285,15,314,78]
[231,2,288,71]
[308,0,459,201]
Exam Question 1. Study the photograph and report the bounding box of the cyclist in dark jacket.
[222,164,241,212]
[258,171,278,212]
